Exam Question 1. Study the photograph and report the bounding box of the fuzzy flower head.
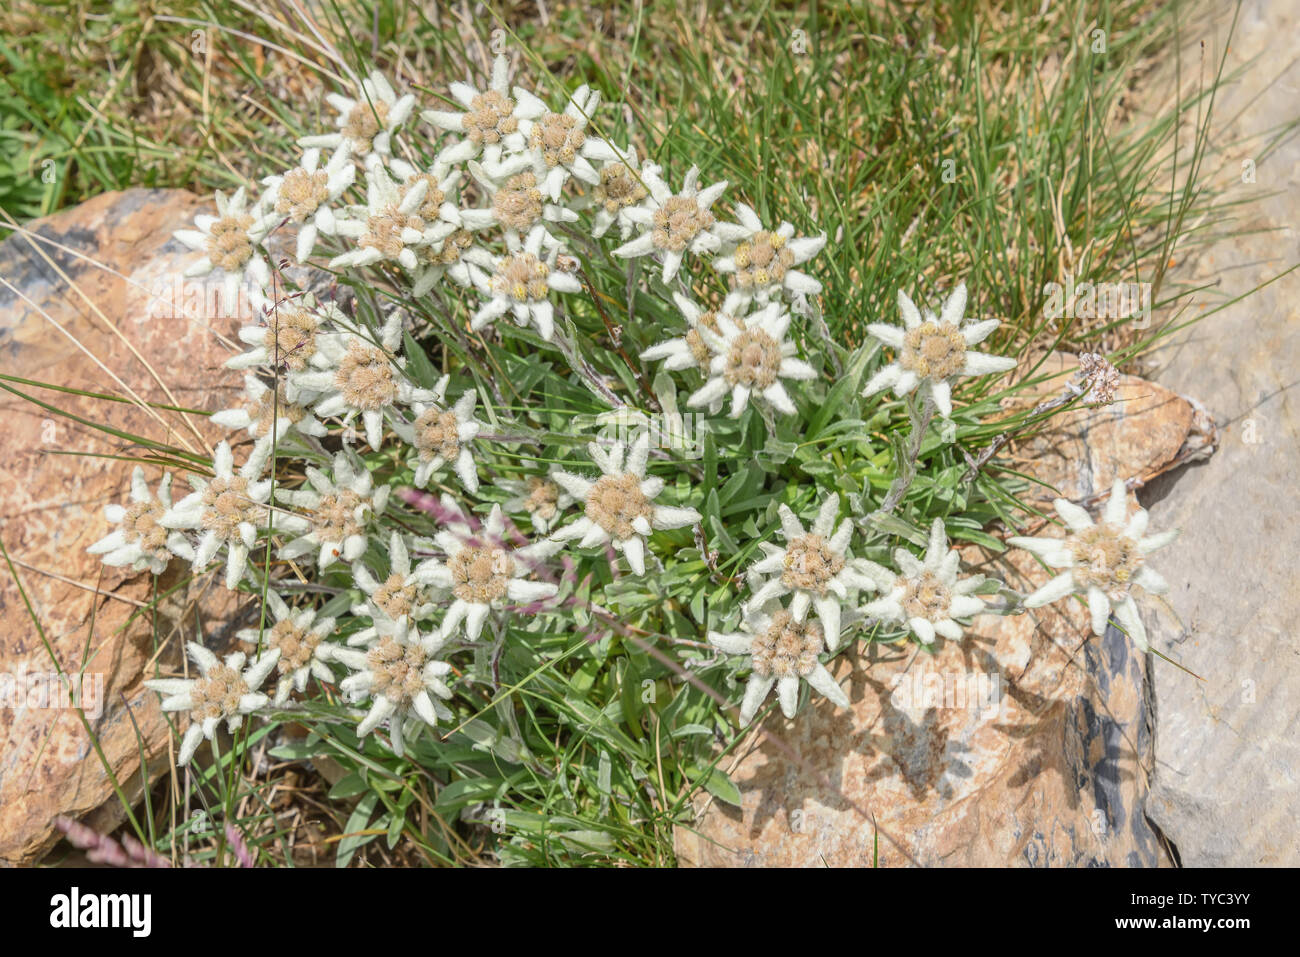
[224,291,348,388]
[501,470,575,535]
[1009,478,1177,650]
[459,162,577,249]
[513,83,620,201]
[860,518,989,646]
[331,627,454,757]
[550,433,701,576]
[261,145,355,261]
[348,531,442,648]
[300,70,416,158]
[713,203,825,306]
[211,374,328,456]
[392,374,482,492]
[331,161,458,272]
[709,603,850,724]
[173,187,272,305]
[686,301,817,418]
[589,146,654,240]
[639,291,748,375]
[747,493,877,650]
[145,642,280,766]
[159,441,272,589]
[471,225,581,342]
[88,467,193,575]
[275,451,391,569]
[862,283,1017,417]
[613,165,744,283]
[237,592,337,705]
[424,54,527,173]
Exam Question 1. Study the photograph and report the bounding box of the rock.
[675,359,1200,867]
[1136,0,1300,866]
[0,189,249,865]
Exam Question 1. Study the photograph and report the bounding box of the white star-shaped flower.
[713,203,825,307]
[513,83,620,201]
[861,283,1018,417]
[588,145,654,240]
[1009,478,1178,650]
[458,161,577,249]
[470,224,582,342]
[500,470,575,535]
[859,518,989,645]
[224,291,347,391]
[159,441,272,589]
[275,450,391,569]
[260,145,355,261]
[330,160,458,272]
[236,591,337,705]
[173,187,272,306]
[144,642,280,766]
[346,531,442,647]
[639,291,748,376]
[686,301,817,418]
[300,70,416,158]
[709,603,850,724]
[88,467,193,575]
[746,493,877,650]
[391,373,482,492]
[424,54,528,174]
[211,374,328,456]
[550,433,701,576]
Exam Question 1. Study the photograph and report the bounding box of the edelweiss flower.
[687,301,817,418]
[713,203,825,306]
[459,162,577,248]
[300,70,416,158]
[260,145,355,261]
[211,374,328,455]
[860,518,989,645]
[501,470,574,535]
[416,503,562,642]
[173,187,272,305]
[613,165,744,283]
[292,314,415,449]
[639,291,748,375]
[348,532,441,645]
[424,54,528,175]
[88,467,193,575]
[160,441,272,589]
[862,283,1017,417]
[709,604,850,724]
[330,161,458,271]
[1008,478,1178,650]
[391,374,482,492]
[145,642,280,766]
[409,228,491,296]
[747,493,876,650]
[470,225,581,342]
[236,591,337,705]
[589,146,653,239]
[513,83,619,201]
[224,291,348,389]
[550,434,701,576]
[275,450,391,568]
[331,628,454,756]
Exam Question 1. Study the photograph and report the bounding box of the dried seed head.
[530,112,586,168]
[1068,524,1142,600]
[464,90,519,146]
[268,618,321,675]
[311,489,365,545]
[523,476,560,521]
[732,230,795,290]
[493,171,544,232]
[594,162,648,215]
[448,544,514,603]
[1077,352,1120,405]
[343,99,390,152]
[200,475,261,542]
[750,610,823,679]
[900,321,967,379]
[585,473,654,540]
[723,328,782,389]
[206,212,255,272]
[373,573,420,620]
[276,168,330,222]
[899,570,952,621]
[190,662,249,722]
[335,341,398,411]
[367,636,427,703]
[413,408,460,462]
[651,195,715,252]
[781,534,845,594]
[491,251,550,302]
[267,306,318,371]
[360,204,425,260]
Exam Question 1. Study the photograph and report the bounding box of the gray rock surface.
[1142,0,1300,866]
